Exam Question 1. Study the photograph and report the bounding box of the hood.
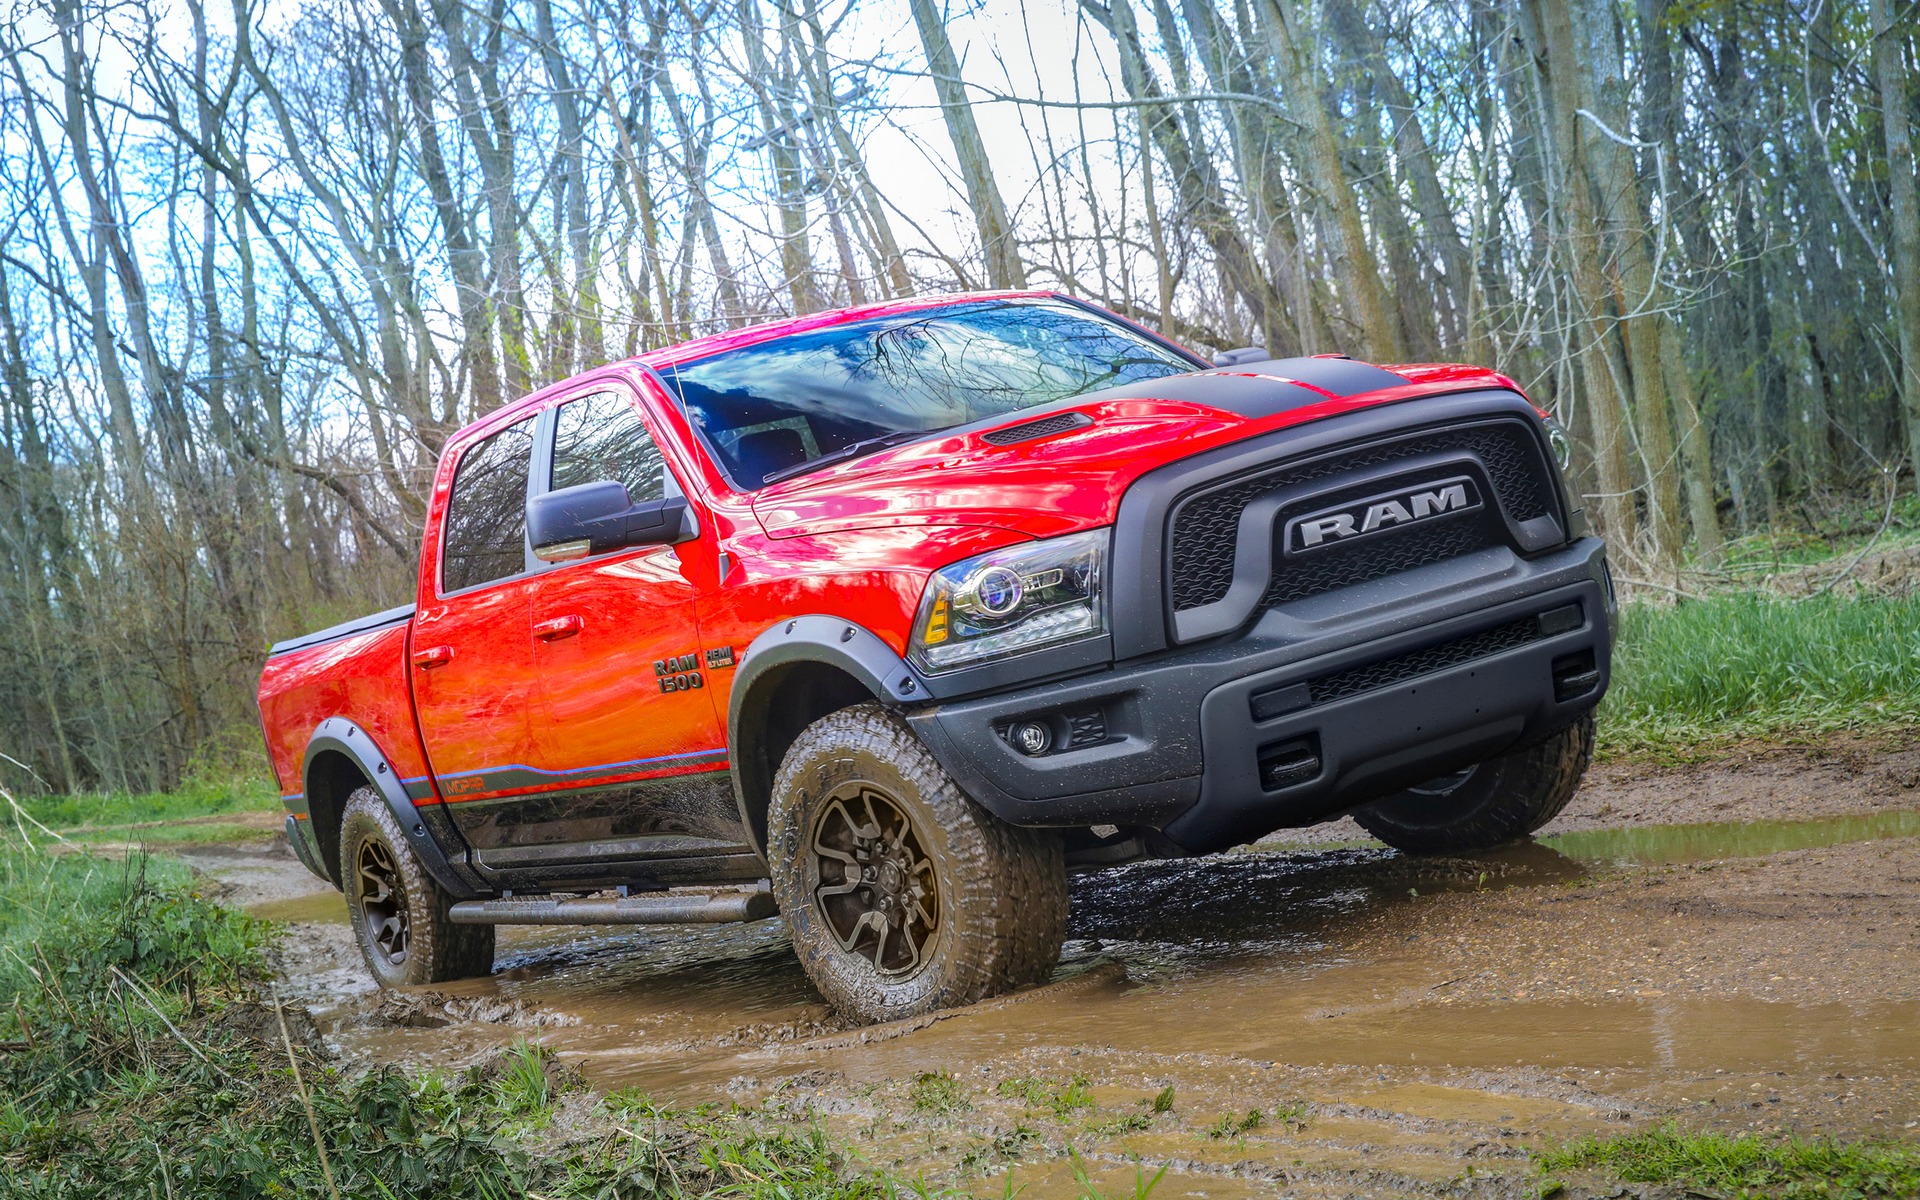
[748,357,1516,539]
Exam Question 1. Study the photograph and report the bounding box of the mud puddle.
[206,739,1920,1198]
[246,889,348,924]
[1540,807,1920,866]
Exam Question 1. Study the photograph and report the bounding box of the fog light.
[1010,721,1053,756]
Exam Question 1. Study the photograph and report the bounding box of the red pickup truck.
[257,292,1612,1022]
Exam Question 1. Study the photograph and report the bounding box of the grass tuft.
[996,1073,1096,1119]
[1204,1108,1264,1140]
[1536,1124,1920,1198]
[908,1068,969,1115]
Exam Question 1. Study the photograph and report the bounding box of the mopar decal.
[1284,476,1481,553]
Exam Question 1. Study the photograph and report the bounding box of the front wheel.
[340,787,495,987]
[768,704,1067,1024]
[1352,714,1594,855]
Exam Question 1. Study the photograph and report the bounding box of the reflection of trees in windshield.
[664,300,1197,488]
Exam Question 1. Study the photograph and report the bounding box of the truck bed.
[258,608,436,810]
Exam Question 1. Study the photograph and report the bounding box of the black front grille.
[1261,508,1493,608]
[1305,614,1545,706]
[1168,421,1556,612]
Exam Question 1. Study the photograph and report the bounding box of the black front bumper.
[908,536,1612,854]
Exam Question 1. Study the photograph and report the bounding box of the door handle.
[534,614,583,641]
[412,645,454,669]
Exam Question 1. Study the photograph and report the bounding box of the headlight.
[1542,415,1573,471]
[909,529,1108,674]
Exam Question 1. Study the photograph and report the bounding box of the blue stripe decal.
[430,747,731,800]
[433,747,727,782]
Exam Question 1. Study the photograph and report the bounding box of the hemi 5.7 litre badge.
[1284,476,1482,554]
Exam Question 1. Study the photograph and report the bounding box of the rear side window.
[441,416,536,593]
[550,389,669,502]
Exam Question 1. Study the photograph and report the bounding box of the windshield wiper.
[759,428,949,486]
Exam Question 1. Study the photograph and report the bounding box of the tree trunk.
[1256,0,1404,360]
[1518,0,1640,555]
[1870,0,1920,487]
[1326,0,1471,351]
[907,0,1027,289]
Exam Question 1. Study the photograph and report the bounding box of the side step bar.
[448,890,777,926]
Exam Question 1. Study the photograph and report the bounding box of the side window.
[551,390,670,502]
[441,416,536,593]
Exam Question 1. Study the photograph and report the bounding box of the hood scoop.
[980,411,1095,446]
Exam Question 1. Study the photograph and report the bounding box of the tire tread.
[1352,715,1594,855]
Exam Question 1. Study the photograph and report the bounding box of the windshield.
[658,298,1201,489]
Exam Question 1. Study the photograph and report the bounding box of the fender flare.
[726,615,924,854]
[301,718,472,896]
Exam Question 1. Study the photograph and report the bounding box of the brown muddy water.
[230,790,1920,1199]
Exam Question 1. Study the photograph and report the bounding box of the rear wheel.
[340,787,494,987]
[1352,714,1594,855]
[768,704,1067,1024]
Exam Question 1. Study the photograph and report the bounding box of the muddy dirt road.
[188,734,1920,1199]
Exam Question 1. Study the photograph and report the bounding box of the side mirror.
[527,481,697,563]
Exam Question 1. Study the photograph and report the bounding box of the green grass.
[1599,592,1920,755]
[908,1068,970,1115]
[1536,1124,1920,1198]
[996,1072,1096,1119]
[7,776,279,846]
[1203,1108,1264,1140]
[0,833,953,1198]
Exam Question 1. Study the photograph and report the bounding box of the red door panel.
[528,547,724,787]
[412,582,535,801]
[412,411,541,823]
[455,383,746,873]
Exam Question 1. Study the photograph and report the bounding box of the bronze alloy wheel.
[809,782,941,979]
[355,836,412,966]
[768,704,1067,1022]
[339,787,493,986]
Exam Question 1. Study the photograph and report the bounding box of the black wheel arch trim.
[301,718,483,897]
[727,615,924,856]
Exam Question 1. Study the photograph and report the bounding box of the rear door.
[479,384,744,877]
[413,415,540,812]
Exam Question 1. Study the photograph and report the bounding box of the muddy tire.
[340,787,494,987]
[768,703,1068,1024]
[1352,714,1595,855]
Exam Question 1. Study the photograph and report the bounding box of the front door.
[413,414,539,812]
[469,385,746,880]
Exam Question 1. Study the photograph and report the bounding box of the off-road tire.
[1352,714,1595,855]
[768,703,1068,1024]
[340,787,494,987]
